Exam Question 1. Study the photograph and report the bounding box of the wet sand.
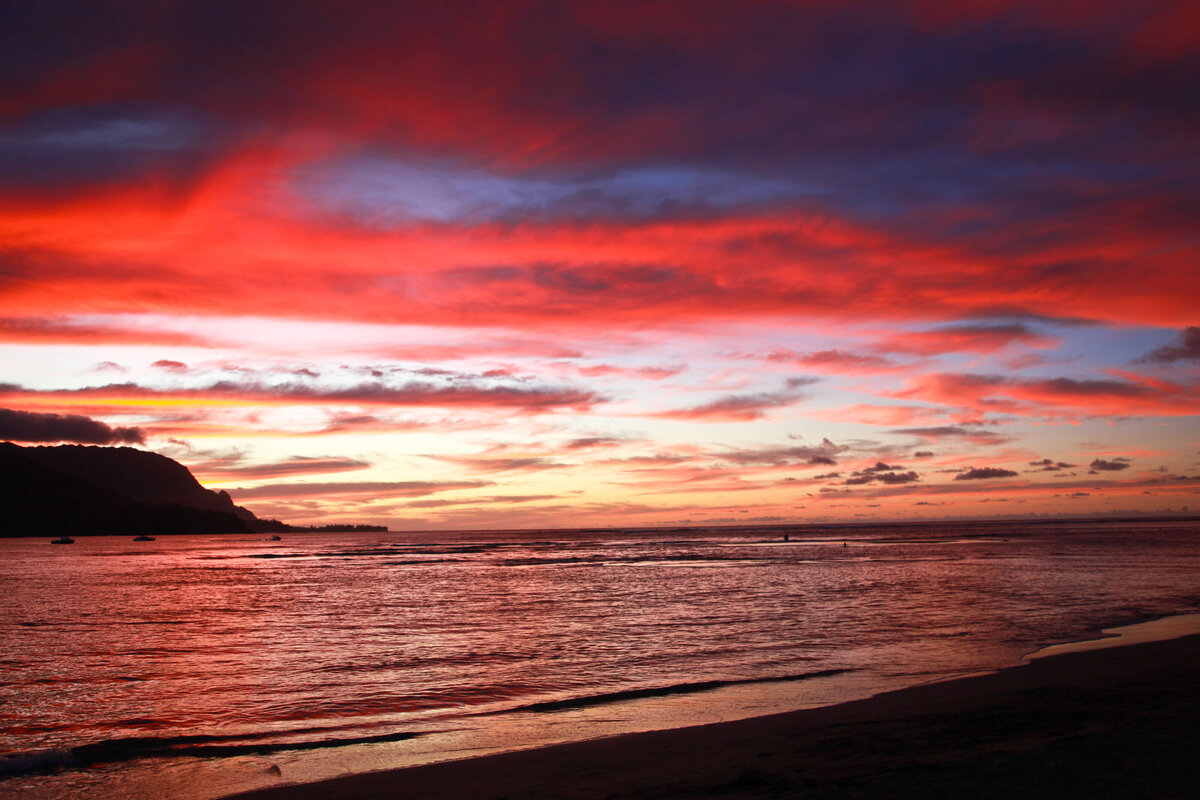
[223,633,1200,799]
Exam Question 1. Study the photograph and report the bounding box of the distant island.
[0,442,385,536]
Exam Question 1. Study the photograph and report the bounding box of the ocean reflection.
[1,520,1198,800]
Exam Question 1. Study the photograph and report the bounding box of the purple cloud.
[954,467,1019,481]
[1089,458,1131,472]
[1138,327,1200,363]
[658,378,818,421]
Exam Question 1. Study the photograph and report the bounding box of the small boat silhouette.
[133,535,155,542]
[269,535,282,541]
[50,536,75,544]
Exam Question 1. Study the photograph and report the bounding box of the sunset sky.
[1,1,1197,529]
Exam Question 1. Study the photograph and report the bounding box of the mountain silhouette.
[0,443,288,535]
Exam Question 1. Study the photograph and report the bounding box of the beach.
[224,632,1200,799]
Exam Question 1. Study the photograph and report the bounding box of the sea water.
[2,519,1198,799]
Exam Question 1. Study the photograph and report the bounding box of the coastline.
[221,623,1200,800]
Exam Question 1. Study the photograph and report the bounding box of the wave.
[257,682,547,721]
[309,650,536,674]
[198,541,583,562]
[487,668,855,714]
[0,728,428,779]
[496,554,770,568]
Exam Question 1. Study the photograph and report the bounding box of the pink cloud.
[655,378,817,422]
[426,455,574,475]
[765,349,900,374]
[194,455,372,481]
[229,480,493,500]
[575,363,684,380]
[815,403,955,426]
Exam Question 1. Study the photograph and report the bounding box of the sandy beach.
[222,632,1200,799]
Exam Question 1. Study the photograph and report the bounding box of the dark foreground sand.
[225,635,1200,799]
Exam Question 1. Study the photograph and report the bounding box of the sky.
[1,1,1198,530]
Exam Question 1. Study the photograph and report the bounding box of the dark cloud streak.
[955,467,1020,480]
[0,407,145,445]
[0,377,602,412]
[1138,327,1200,363]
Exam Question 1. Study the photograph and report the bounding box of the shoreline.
[222,623,1200,799]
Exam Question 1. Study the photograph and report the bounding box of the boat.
[269,535,282,541]
[50,536,75,544]
[133,535,156,542]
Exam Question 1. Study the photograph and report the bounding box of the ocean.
[2,518,1199,800]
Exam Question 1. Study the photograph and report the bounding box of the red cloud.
[1,1,1196,339]
[898,372,1198,418]
[0,316,211,347]
[2,167,1196,335]
[879,323,1057,355]
[375,340,586,361]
